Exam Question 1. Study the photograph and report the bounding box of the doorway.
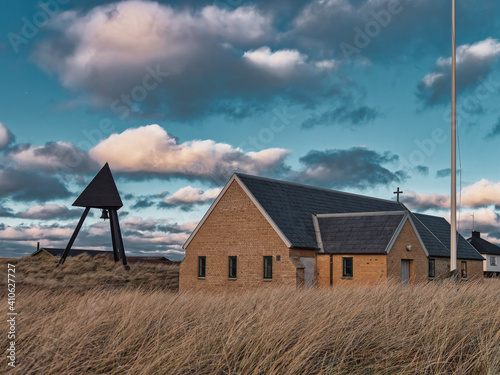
[300,257,315,288]
[401,260,410,287]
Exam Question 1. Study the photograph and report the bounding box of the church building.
[179,173,484,291]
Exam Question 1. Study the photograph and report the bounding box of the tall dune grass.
[1,260,499,375]
[1,255,179,291]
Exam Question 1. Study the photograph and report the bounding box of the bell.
[100,209,109,220]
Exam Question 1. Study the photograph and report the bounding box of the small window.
[228,256,237,279]
[491,256,497,266]
[428,259,435,278]
[263,256,273,279]
[198,256,206,278]
[461,261,467,279]
[343,257,353,277]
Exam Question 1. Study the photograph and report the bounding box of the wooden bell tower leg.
[59,207,90,265]
[109,209,130,271]
[109,211,120,262]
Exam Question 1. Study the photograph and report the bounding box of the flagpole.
[450,0,457,274]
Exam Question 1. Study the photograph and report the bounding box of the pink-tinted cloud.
[461,179,500,207]
[162,186,221,208]
[0,122,14,150]
[9,142,98,173]
[17,204,82,220]
[443,208,500,236]
[403,191,450,210]
[89,125,290,180]
[405,179,500,211]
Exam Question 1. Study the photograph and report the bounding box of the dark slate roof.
[35,248,113,257]
[236,173,404,249]
[468,236,500,256]
[73,163,123,209]
[317,213,405,254]
[410,213,484,260]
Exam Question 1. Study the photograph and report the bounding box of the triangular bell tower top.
[72,163,123,209]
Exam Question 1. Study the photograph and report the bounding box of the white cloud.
[17,204,81,220]
[36,1,273,109]
[162,186,221,206]
[461,179,500,207]
[418,38,500,104]
[243,47,307,76]
[89,124,290,180]
[444,208,500,235]
[0,122,13,149]
[315,59,339,70]
[0,224,74,241]
[200,5,272,43]
[405,179,500,211]
[404,191,450,210]
[436,38,500,67]
[10,142,96,173]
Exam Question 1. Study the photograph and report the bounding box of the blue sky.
[1,0,500,260]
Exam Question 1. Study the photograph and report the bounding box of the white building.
[468,231,500,277]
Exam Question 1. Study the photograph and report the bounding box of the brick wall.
[464,260,483,281]
[317,253,387,286]
[179,180,299,291]
[387,220,428,285]
[434,258,483,281]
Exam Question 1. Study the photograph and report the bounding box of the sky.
[1,0,500,260]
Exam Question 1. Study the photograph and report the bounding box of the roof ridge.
[234,173,404,207]
[315,211,406,218]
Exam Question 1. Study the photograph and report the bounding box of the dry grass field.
[1,256,499,374]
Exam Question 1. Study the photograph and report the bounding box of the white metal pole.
[450,0,457,272]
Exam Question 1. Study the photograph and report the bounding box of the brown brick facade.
[387,220,428,285]
[180,180,484,290]
[434,257,483,281]
[179,181,298,291]
[317,254,387,286]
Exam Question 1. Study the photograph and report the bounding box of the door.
[300,257,315,288]
[401,260,410,287]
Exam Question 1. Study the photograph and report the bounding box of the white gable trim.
[182,174,292,249]
[385,213,429,257]
[312,215,324,253]
[183,175,237,249]
[384,212,408,254]
[234,174,292,248]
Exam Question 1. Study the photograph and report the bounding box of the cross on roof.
[394,187,403,203]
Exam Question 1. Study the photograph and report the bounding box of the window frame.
[228,256,237,279]
[461,261,467,279]
[342,257,353,278]
[428,258,435,278]
[263,256,273,279]
[491,256,497,266]
[198,256,206,278]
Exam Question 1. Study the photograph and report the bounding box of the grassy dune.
[1,255,179,291]
[1,257,499,374]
